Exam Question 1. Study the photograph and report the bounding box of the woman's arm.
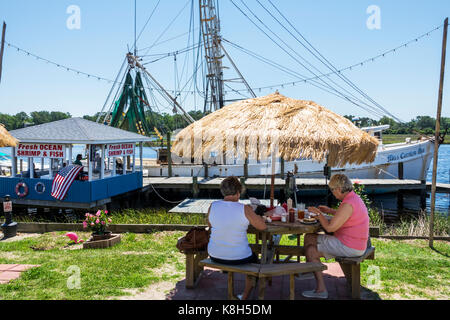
[309,204,353,233]
[206,205,212,229]
[244,205,267,231]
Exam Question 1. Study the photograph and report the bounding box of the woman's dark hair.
[220,176,242,197]
[76,154,82,159]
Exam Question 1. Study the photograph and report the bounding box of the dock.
[143,177,449,195]
[169,198,271,214]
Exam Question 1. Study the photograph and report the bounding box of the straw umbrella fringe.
[172,93,379,167]
[0,123,19,147]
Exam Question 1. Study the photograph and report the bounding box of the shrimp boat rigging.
[96,0,437,181]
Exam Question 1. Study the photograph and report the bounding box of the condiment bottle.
[287,198,293,211]
[289,208,295,223]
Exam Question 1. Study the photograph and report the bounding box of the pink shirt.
[334,191,369,250]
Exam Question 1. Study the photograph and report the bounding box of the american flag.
[51,165,83,201]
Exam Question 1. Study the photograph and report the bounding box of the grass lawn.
[0,231,448,300]
[382,134,450,144]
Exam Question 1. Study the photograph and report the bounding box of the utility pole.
[0,22,6,84]
[429,17,448,249]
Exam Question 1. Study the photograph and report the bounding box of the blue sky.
[0,0,449,122]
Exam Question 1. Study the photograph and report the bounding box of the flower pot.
[91,231,112,241]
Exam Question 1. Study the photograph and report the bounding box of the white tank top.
[207,200,252,260]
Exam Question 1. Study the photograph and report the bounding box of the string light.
[4,22,443,95]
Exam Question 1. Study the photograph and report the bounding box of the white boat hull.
[147,139,435,181]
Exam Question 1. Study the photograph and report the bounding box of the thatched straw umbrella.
[0,123,18,147]
[172,92,379,204]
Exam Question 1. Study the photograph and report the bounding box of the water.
[1,144,449,215]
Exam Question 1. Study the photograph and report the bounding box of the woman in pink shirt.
[303,174,369,299]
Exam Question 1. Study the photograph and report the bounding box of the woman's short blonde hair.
[329,174,353,193]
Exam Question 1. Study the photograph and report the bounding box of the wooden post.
[397,190,404,213]
[167,132,172,177]
[240,177,246,199]
[270,151,276,208]
[430,17,448,249]
[192,176,199,198]
[398,162,404,180]
[420,180,427,210]
[0,22,6,84]
[244,157,248,178]
[204,162,208,178]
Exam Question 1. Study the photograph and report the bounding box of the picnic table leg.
[228,272,235,300]
[351,264,361,299]
[185,253,195,289]
[261,233,268,263]
[258,277,266,300]
[297,235,301,262]
[339,262,353,287]
[290,274,295,300]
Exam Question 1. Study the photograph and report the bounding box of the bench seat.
[199,258,327,300]
[335,246,376,299]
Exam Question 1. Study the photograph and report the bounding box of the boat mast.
[127,53,195,124]
[199,0,224,112]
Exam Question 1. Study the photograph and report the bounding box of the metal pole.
[167,131,172,177]
[430,17,448,248]
[0,22,6,84]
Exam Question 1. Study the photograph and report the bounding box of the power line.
[231,0,388,118]
[5,17,442,104]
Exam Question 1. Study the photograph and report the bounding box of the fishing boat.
[144,125,435,181]
[95,0,438,182]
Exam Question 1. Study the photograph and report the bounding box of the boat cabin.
[1,118,151,209]
[360,125,390,143]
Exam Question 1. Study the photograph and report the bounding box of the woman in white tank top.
[207,177,266,300]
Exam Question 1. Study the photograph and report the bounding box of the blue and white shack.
[1,117,152,209]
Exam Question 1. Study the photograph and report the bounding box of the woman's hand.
[318,205,336,215]
[307,206,322,216]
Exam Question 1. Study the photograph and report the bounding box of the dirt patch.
[121,251,152,256]
[0,251,22,260]
[118,281,175,300]
[0,233,40,242]
[152,262,183,278]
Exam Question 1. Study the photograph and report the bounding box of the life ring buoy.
[35,182,46,194]
[15,182,29,198]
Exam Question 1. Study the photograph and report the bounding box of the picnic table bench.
[335,245,376,299]
[199,258,327,300]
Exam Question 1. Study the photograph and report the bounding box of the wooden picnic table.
[248,220,323,264]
